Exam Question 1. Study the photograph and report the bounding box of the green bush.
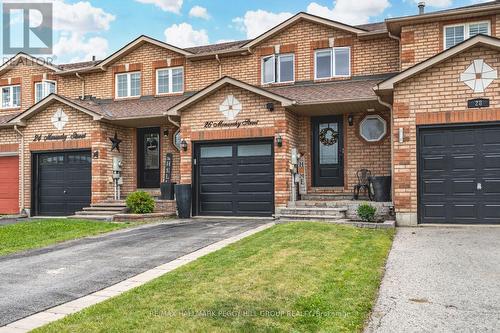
[126,191,155,214]
[357,203,377,222]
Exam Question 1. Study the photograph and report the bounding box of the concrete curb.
[0,222,275,333]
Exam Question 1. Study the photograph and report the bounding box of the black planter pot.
[160,182,176,200]
[175,184,192,218]
[371,176,392,202]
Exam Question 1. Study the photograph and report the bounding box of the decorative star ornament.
[109,132,122,152]
[51,108,68,130]
[460,59,498,93]
[219,95,242,120]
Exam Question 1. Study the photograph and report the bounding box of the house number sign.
[33,132,87,142]
[204,119,259,129]
[467,98,490,109]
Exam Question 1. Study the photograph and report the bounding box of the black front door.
[418,124,500,224]
[138,127,161,188]
[312,116,344,187]
[33,150,91,216]
[194,140,274,217]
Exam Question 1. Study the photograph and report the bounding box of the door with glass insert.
[138,127,161,188]
[312,116,344,187]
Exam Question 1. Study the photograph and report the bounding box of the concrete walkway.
[0,220,270,328]
[365,227,500,333]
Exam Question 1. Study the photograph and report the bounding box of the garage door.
[419,124,500,224]
[0,156,19,214]
[194,140,274,217]
[33,151,91,216]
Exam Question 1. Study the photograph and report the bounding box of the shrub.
[357,203,377,222]
[126,191,155,214]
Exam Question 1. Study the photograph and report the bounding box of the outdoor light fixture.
[92,150,99,159]
[266,102,275,112]
[348,114,354,126]
[276,134,283,147]
[399,128,404,143]
[180,139,188,151]
[163,129,169,137]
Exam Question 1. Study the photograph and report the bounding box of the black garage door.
[33,150,92,216]
[419,124,500,224]
[194,140,274,217]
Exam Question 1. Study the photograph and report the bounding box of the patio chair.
[353,169,373,201]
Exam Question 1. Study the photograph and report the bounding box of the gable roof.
[0,53,61,76]
[375,34,500,92]
[242,12,369,49]
[9,94,105,125]
[97,35,193,69]
[166,76,296,116]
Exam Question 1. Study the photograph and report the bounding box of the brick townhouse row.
[0,1,499,225]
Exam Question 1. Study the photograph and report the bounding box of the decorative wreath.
[146,138,159,151]
[319,127,339,146]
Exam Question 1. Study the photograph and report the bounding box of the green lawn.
[0,219,135,256]
[35,223,394,333]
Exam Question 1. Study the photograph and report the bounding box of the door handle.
[477,183,482,191]
[63,190,68,194]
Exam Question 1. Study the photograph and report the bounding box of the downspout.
[14,125,25,213]
[167,115,180,128]
[215,54,222,78]
[376,95,395,215]
[75,72,85,99]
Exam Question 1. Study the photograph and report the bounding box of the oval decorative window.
[360,115,387,142]
[173,129,181,151]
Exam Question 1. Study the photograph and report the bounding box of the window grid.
[314,47,351,80]
[1,85,20,109]
[156,67,184,95]
[261,54,295,84]
[444,21,491,49]
[115,72,141,98]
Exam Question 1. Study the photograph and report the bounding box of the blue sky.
[2,0,492,63]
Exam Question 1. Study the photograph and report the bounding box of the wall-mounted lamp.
[398,128,404,143]
[180,139,188,151]
[92,150,99,159]
[163,129,169,137]
[276,134,283,147]
[347,114,354,126]
[266,102,275,112]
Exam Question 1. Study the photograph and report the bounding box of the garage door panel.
[36,151,91,216]
[0,156,19,214]
[196,141,273,217]
[419,125,500,224]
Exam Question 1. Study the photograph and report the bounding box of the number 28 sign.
[467,98,490,109]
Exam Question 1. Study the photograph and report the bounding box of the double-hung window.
[35,80,56,103]
[115,71,141,98]
[261,53,295,84]
[314,47,351,79]
[1,85,21,109]
[156,67,184,95]
[444,21,490,49]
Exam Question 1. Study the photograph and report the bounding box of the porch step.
[301,193,357,201]
[279,207,347,217]
[83,206,127,212]
[74,200,128,221]
[73,214,114,222]
[93,201,126,207]
[76,210,126,216]
[294,200,352,208]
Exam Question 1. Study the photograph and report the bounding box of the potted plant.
[160,153,176,200]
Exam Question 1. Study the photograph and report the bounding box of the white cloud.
[135,0,183,13]
[164,23,209,47]
[307,0,390,25]
[54,33,109,62]
[232,10,293,39]
[189,5,210,19]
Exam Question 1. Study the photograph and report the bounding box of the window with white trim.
[444,21,490,49]
[261,53,295,84]
[314,47,351,79]
[360,115,387,142]
[115,71,141,98]
[156,67,184,94]
[1,85,20,109]
[35,80,56,103]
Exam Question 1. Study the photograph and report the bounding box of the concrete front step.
[76,210,126,216]
[278,214,347,222]
[279,207,347,217]
[73,214,114,221]
[83,206,127,212]
[294,201,350,208]
[92,202,127,208]
[301,193,369,201]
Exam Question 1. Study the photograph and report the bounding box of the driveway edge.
[0,222,275,333]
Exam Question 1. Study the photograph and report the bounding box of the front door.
[138,127,161,188]
[312,116,344,187]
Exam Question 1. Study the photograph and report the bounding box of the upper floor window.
[314,47,351,79]
[116,71,141,98]
[261,54,295,84]
[1,85,20,109]
[444,21,490,49]
[156,67,184,95]
[35,80,56,103]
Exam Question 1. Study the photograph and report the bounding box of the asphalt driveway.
[366,227,500,333]
[0,219,268,326]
